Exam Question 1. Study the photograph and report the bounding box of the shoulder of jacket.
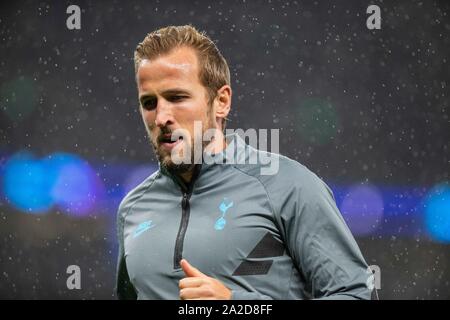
[233,147,321,187]
[117,170,160,218]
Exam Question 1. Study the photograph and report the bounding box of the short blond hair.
[134,25,231,128]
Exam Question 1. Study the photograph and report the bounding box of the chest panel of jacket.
[123,165,296,299]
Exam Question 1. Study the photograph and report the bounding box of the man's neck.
[179,134,228,184]
[179,170,194,184]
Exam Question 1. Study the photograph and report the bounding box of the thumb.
[180,259,207,278]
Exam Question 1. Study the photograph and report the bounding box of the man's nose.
[154,101,174,128]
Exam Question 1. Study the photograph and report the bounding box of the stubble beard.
[146,114,216,176]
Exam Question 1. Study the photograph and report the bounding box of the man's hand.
[179,259,232,300]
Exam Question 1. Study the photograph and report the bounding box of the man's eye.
[168,95,187,102]
[142,98,157,110]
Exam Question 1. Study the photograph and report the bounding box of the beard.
[146,114,216,176]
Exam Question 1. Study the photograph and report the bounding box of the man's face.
[136,46,216,173]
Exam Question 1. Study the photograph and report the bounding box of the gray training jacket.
[116,133,373,300]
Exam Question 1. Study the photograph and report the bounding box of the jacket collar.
[158,133,249,189]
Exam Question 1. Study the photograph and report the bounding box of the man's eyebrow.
[139,88,191,103]
[161,88,191,96]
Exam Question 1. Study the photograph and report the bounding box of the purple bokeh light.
[339,184,384,236]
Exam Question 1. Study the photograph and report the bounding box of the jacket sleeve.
[116,201,137,300]
[270,164,373,300]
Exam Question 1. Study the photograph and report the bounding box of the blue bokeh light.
[3,152,54,213]
[46,153,103,217]
[2,151,103,216]
[424,183,450,243]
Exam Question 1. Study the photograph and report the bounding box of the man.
[116,25,374,300]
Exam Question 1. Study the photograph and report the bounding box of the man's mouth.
[158,133,183,150]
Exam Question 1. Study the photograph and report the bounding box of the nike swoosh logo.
[133,221,155,238]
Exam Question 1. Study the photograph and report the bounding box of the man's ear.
[213,85,232,129]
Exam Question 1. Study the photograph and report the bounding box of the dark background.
[0,0,449,299]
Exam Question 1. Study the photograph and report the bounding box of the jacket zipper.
[173,192,191,269]
[172,165,201,270]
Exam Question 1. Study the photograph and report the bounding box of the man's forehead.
[137,47,199,83]
[138,60,192,79]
